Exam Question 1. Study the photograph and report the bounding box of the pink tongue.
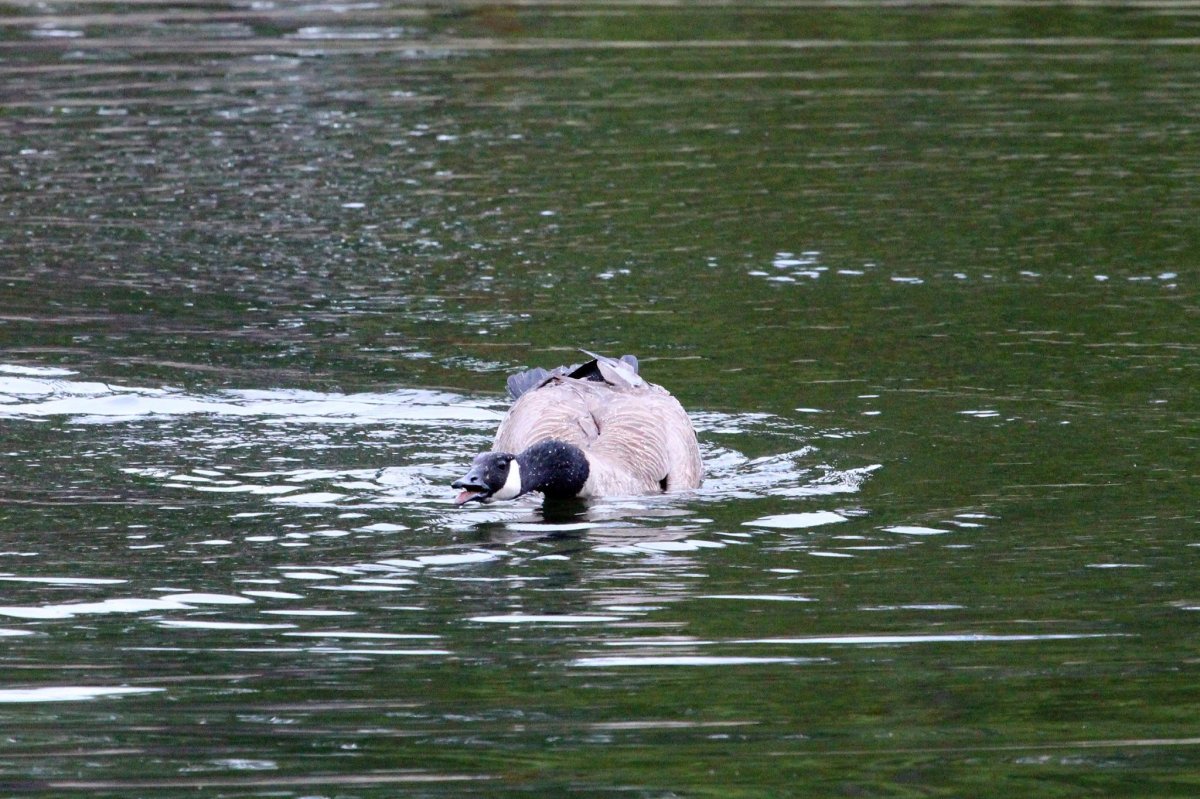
[455,490,478,506]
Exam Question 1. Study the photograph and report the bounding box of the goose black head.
[452,452,522,505]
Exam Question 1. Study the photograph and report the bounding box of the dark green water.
[1,2,1198,797]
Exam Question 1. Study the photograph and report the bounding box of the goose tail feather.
[506,367,551,400]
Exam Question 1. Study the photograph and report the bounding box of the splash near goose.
[453,351,703,505]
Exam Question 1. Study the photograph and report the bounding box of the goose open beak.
[454,488,485,505]
[452,470,490,505]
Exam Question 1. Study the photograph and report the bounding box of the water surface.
[1,2,1198,797]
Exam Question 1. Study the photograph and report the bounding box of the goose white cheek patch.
[492,460,523,501]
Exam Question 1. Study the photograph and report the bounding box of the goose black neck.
[517,439,590,499]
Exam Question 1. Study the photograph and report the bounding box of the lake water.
[1,2,1198,796]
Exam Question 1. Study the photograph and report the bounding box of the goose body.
[453,353,702,505]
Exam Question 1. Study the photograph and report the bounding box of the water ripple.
[5,368,874,517]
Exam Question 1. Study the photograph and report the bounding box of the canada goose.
[452,352,703,505]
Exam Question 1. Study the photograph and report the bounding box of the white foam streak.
[0,597,196,619]
[740,633,1120,645]
[0,686,164,703]
[470,614,623,624]
[0,576,125,586]
[0,371,497,425]
[744,511,848,529]
[572,656,813,667]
